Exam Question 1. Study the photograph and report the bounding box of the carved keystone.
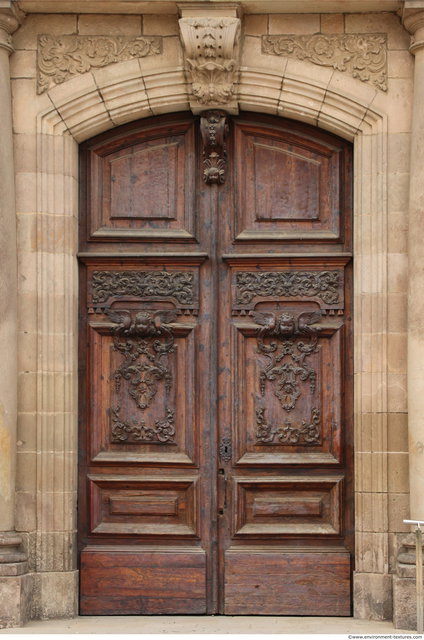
[179,16,241,114]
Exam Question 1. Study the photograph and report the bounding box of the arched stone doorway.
[22,44,393,617]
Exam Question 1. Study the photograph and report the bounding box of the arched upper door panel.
[79,111,352,252]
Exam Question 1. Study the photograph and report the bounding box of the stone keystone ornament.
[179,16,241,114]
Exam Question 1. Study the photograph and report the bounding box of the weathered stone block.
[31,571,78,620]
[393,575,421,631]
[354,572,393,620]
[0,572,32,628]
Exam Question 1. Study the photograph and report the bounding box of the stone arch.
[31,60,390,615]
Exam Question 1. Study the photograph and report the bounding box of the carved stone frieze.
[262,33,387,92]
[108,310,176,412]
[235,271,342,310]
[37,34,162,94]
[200,110,229,184]
[111,406,176,444]
[252,310,321,412]
[90,270,196,313]
[256,406,321,445]
[179,16,240,113]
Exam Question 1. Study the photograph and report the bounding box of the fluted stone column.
[0,1,30,630]
[393,4,424,630]
[405,6,424,525]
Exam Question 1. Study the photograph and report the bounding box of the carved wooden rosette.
[200,110,229,185]
[179,16,241,114]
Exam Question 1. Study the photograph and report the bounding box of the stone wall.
[2,4,417,626]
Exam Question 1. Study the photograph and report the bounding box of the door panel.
[84,118,197,241]
[233,120,347,242]
[224,551,351,615]
[78,112,353,616]
[80,548,207,615]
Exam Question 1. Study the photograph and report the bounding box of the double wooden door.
[78,112,353,615]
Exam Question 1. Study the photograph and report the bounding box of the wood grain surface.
[78,112,353,616]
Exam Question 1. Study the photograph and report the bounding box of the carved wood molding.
[37,34,162,94]
[234,270,344,314]
[179,16,241,113]
[262,33,387,92]
[200,110,229,185]
[89,270,198,314]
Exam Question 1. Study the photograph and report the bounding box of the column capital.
[0,1,24,54]
[403,5,424,54]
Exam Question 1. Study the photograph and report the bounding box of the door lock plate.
[219,436,232,462]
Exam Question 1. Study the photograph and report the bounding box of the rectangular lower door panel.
[80,547,207,614]
[224,550,351,615]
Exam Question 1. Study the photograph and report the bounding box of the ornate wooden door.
[78,112,353,615]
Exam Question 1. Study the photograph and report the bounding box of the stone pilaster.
[404,4,424,529]
[394,4,424,630]
[0,1,31,629]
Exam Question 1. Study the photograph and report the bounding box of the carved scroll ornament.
[236,271,341,307]
[108,310,177,445]
[200,110,229,184]
[179,17,240,108]
[111,406,175,444]
[256,406,321,445]
[108,310,176,412]
[252,310,321,412]
[262,33,387,92]
[37,34,162,94]
[91,270,196,312]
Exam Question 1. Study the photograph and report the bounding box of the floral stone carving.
[37,34,162,94]
[179,17,240,111]
[262,33,387,92]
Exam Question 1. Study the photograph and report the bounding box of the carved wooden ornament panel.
[83,260,201,466]
[225,257,348,466]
